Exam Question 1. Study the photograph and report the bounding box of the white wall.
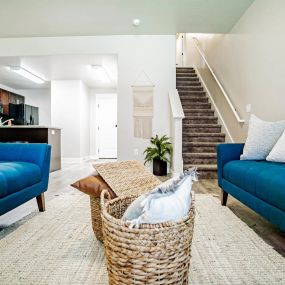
[0,83,20,94]
[0,36,176,162]
[184,0,285,141]
[80,81,90,158]
[19,89,51,126]
[51,80,82,159]
[89,90,97,158]
[51,80,90,160]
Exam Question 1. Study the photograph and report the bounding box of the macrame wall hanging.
[132,71,154,139]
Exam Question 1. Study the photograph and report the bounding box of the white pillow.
[241,115,285,160]
[122,168,198,228]
[266,130,285,163]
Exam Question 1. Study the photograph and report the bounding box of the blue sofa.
[217,143,285,232]
[0,143,51,216]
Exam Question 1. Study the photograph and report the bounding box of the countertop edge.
[0,126,61,130]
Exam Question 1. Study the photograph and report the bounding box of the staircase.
[176,67,225,179]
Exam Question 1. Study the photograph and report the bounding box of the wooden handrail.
[193,37,245,124]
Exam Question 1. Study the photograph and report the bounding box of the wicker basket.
[90,160,161,242]
[100,189,195,285]
[90,196,105,242]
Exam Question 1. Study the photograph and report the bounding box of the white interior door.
[176,33,185,67]
[97,94,117,158]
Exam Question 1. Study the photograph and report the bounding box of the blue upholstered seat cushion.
[223,160,285,212]
[0,162,42,198]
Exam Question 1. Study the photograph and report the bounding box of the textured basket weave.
[90,196,105,241]
[91,160,161,242]
[100,189,195,285]
[95,160,161,195]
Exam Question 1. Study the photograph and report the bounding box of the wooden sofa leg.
[221,190,228,206]
[36,193,46,212]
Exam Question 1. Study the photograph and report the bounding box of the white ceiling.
[0,0,254,37]
[0,55,118,90]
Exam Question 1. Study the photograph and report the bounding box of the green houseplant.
[144,135,173,176]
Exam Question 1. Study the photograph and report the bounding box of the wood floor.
[0,161,284,257]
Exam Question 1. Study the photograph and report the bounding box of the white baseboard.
[62,155,99,164]
[62,157,84,164]
[88,155,99,160]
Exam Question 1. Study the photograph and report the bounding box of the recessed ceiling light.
[90,65,111,83]
[9,66,45,84]
[133,19,141,27]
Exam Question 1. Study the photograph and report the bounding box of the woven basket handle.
[100,189,111,210]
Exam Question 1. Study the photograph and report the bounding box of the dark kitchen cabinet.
[9,93,17,104]
[16,94,24,104]
[0,89,25,117]
[7,93,24,105]
[0,89,9,115]
[0,88,27,124]
[0,88,38,125]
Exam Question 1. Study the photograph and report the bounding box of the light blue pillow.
[122,168,197,228]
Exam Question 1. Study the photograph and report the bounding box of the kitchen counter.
[0,125,61,129]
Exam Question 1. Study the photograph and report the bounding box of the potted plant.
[144,135,173,176]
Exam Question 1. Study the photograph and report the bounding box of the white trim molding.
[62,156,97,164]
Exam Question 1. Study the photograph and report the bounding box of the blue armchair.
[217,143,285,232]
[0,143,51,215]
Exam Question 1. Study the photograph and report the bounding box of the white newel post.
[169,89,185,175]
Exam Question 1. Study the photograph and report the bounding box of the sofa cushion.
[0,162,42,198]
[223,160,285,212]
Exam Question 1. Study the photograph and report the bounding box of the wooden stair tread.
[183,116,217,119]
[183,141,220,146]
[182,132,225,136]
[184,164,217,171]
[183,123,221,127]
[183,152,217,157]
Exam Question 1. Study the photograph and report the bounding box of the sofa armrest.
[38,144,52,188]
[216,143,244,188]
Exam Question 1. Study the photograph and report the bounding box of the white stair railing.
[169,89,185,174]
[193,37,245,124]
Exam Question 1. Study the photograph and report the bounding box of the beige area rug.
[0,191,284,285]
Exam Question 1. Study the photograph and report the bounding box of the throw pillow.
[122,168,197,228]
[266,130,285,163]
[71,173,116,198]
[241,115,285,160]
